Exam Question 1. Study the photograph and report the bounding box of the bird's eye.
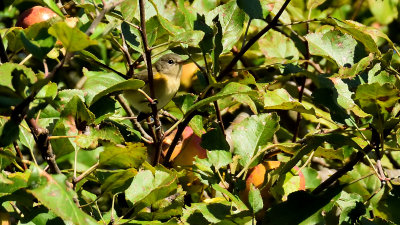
[168,59,174,64]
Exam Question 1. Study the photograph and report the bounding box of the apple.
[16,6,58,28]
[162,126,206,192]
[241,161,280,204]
[162,126,206,166]
[240,162,305,211]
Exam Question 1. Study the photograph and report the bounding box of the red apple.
[162,126,206,166]
[16,6,58,28]
[162,127,207,191]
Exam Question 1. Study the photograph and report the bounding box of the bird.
[123,53,184,115]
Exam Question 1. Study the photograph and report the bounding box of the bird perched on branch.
[123,53,184,114]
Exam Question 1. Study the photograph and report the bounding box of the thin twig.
[85,0,125,36]
[19,54,32,65]
[276,19,319,26]
[292,13,311,142]
[115,95,153,143]
[13,142,28,170]
[312,127,381,195]
[73,162,99,185]
[351,0,365,21]
[218,0,292,81]
[160,110,178,122]
[211,89,225,136]
[120,32,134,78]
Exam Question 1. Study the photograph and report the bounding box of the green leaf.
[258,30,299,60]
[50,118,78,157]
[232,113,280,167]
[170,30,205,47]
[0,119,20,148]
[336,191,366,224]
[120,0,138,22]
[368,0,398,25]
[121,22,142,52]
[206,150,232,169]
[211,17,223,77]
[90,79,144,106]
[305,30,366,67]
[206,0,245,53]
[333,79,369,118]
[186,82,257,116]
[355,83,399,118]
[42,0,64,17]
[0,171,29,193]
[182,198,251,224]
[36,82,57,100]
[377,185,400,223]
[21,22,56,59]
[263,186,343,225]
[323,18,380,55]
[75,124,124,149]
[314,146,344,160]
[201,127,230,151]
[302,167,321,190]
[237,0,263,19]
[82,68,126,104]
[60,95,95,124]
[19,120,35,150]
[48,22,97,52]
[0,63,36,92]
[125,167,179,210]
[337,55,373,78]
[368,63,397,85]
[5,27,24,53]
[101,168,137,194]
[307,0,327,9]
[248,184,263,213]
[28,166,97,225]
[264,89,315,114]
[99,142,147,169]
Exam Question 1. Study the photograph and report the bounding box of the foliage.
[1,0,400,224]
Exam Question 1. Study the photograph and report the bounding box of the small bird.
[123,53,184,114]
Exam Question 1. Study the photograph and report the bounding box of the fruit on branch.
[162,126,206,191]
[163,126,206,167]
[16,6,58,28]
[240,162,305,209]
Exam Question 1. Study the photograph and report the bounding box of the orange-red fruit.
[163,126,206,166]
[16,6,58,28]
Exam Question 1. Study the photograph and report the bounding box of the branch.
[26,118,61,174]
[163,112,198,165]
[312,127,381,195]
[292,19,311,142]
[85,0,125,36]
[138,0,164,165]
[218,0,292,81]
[115,95,153,143]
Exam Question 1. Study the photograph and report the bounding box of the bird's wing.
[133,67,159,82]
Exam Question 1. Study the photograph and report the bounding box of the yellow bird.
[123,53,185,114]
